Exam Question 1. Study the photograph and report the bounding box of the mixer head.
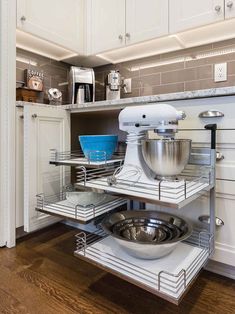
[119,103,186,137]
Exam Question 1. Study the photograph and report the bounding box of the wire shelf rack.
[75,162,214,208]
[36,189,127,224]
[49,149,125,168]
[74,228,213,305]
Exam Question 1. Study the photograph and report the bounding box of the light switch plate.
[214,63,227,82]
[123,78,132,93]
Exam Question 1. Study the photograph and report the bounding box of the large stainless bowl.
[142,139,191,179]
[101,210,192,259]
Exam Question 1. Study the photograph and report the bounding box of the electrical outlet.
[214,63,227,82]
[123,78,132,93]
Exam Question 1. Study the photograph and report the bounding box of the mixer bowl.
[142,139,191,179]
[101,210,192,259]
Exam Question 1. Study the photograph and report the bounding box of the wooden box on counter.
[16,87,43,103]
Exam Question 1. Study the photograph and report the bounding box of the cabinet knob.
[227,1,233,8]
[215,5,221,12]
[198,215,224,227]
[216,151,224,161]
[118,34,123,41]
[125,33,131,39]
[20,16,26,22]
[32,114,37,118]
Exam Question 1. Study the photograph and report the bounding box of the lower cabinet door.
[24,105,70,232]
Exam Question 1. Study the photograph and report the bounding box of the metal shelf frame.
[74,228,213,305]
[49,148,125,168]
[36,189,127,224]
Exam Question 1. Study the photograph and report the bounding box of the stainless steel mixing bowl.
[142,139,191,179]
[101,210,192,259]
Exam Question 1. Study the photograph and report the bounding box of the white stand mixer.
[115,103,186,185]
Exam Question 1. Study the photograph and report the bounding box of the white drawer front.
[169,95,235,130]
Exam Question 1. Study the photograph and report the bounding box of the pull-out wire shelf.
[36,190,127,224]
[73,147,215,208]
[74,228,213,305]
[75,163,214,209]
[49,149,125,168]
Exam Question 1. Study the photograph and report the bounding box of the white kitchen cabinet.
[169,0,224,34]
[16,108,24,229]
[89,0,168,55]
[17,0,84,53]
[89,0,126,54]
[125,0,168,45]
[23,105,70,232]
[225,0,235,18]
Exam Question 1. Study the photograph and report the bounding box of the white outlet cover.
[124,78,132,93]
[214,63,227,82]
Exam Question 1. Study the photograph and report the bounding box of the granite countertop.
[17,86,235,113]
[64,86,235,112]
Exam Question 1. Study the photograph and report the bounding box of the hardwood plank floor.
[0,223,234,314]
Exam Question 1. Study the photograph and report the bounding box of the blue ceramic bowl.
[79,135,118,161]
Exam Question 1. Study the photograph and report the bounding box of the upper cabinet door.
[169,0,224,34]
[126,0,168,45]
[17,0,84,53]
[24,106,70,232]
[225,0,235,19]
[89,0,126,54]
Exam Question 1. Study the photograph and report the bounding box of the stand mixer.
[114,103,190,185]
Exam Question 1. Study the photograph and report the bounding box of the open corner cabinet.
[17,95,235,305]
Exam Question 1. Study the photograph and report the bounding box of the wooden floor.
[0,223,234,314]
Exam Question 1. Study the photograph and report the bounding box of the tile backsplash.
[94,38,235,101]
[16,48,70,104]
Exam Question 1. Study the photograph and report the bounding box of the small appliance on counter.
[47,88,62,106]
[106,70,126,100]
[68,66,95,104]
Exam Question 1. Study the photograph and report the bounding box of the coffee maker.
[68,67,95,104]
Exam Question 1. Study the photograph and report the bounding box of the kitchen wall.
[94,38,235,101]
[16,48,70,104]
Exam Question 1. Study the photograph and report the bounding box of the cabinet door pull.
[198,110,224,118]
[216,151,224,161]
[20,16,26,22]
[215,5,222,12]
[32,114,37,118]
[198,215,224,227]
[118,34,123,41]
[125,33,131,39]
[227,1,233,8]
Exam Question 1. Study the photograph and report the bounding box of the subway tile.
[140,61,184,76]
[213,38,235,49]
[121,88,140,98]
[185,75,235,91]
[16,68,24,82]
[161,65,212,84]
[151,83,184,95]
[228,60,235,75]
[185,52,235,68]
[140,73,160,86]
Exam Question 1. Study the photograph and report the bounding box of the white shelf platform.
[50,157,123,167]
[75,235,209,304]
[36,197,127,224]
[76,177,211,208]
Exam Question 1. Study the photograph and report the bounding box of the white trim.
[0,0,16,247]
